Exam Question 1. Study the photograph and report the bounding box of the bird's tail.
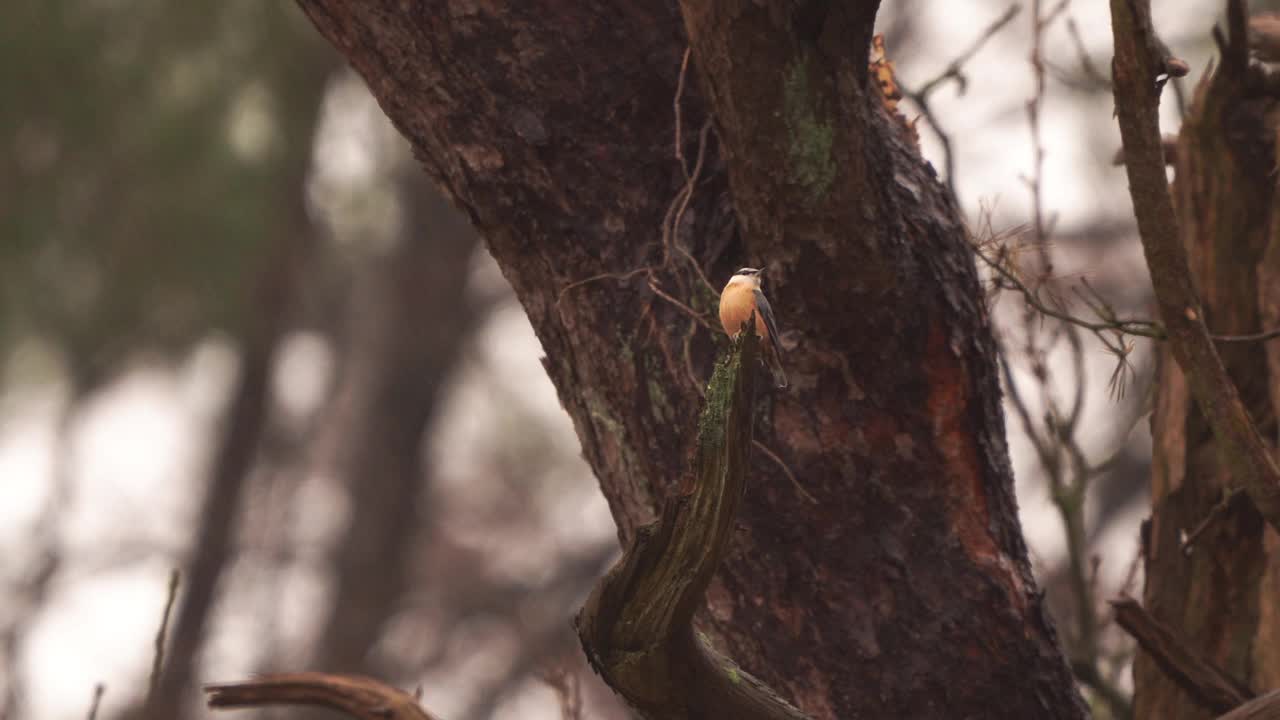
[765,344,788,389]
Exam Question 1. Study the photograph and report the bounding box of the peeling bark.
[293,2,1085,716]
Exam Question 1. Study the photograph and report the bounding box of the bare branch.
[1110,0,1280,530]
[1217,689,1280,720]
[1111,597,1253,713]
[904,3,1022,199]
[916,4,1022,97]
[1180,489,1247,556]
[147,570,180,705]
[85,684,105,720]
[206,673,442,720]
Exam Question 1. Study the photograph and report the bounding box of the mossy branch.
[575,322,810,720]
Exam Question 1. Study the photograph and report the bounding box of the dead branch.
[147,570,180,705]
[1110,0,1280,530]
[205,673,442,720]
[1217,689,1280,720]
[575,327,809,720]
[1111,597,1253,713]
[85,684,105,720]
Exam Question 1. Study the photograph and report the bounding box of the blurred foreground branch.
[206,673,441,720]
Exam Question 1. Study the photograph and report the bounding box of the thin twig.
[685,318,705,398]
[563,52,719,337]
[976,243,1163,338]
[1016,6,1130,714]
[672,120,719,298]
[1212,327,1280,343]
[85,684,105,720]
[916,4,1022,97]
[674,47,692,182]
[906,92,959,199]
[648,277,716,332]
[904,3,1021,200]
[556,267,650,309]
[753,440,817,505]
[147,570,181,706]
[1181,489,1246,556]
[1065,16,1111,88]
[978,235,1280,348]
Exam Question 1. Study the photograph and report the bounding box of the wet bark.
[294,2,1086,717]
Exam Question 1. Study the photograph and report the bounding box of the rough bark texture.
[293,2,1086,717]
[1128,2,1280,718]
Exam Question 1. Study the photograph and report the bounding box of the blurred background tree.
[0,2,620,719]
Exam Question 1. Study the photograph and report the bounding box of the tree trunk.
[149,43,338,720]
[294,2,1087,717]
[309,171,479,676]
[1137,11,1280,720]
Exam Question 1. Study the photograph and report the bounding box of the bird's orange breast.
[719,284,768,339]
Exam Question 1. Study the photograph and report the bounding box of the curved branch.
[1110,0,1280,529]
[205,673,441,720]
[576,326,807,720]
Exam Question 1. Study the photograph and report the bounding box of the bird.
[719,267,788,388]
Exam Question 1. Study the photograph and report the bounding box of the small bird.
[719,267,788,388]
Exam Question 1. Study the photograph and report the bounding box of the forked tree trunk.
[293,3,1087,717]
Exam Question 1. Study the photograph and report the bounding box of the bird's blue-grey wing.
[753,288,783,356]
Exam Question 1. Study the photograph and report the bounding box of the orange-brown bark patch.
[922,319,1026,610]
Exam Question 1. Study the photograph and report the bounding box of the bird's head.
[731,267,763,288]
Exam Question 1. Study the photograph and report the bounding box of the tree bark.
[1126,3,1280,718]
[294,2,1086,717]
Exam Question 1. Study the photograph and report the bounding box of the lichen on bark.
[783,55,835,200]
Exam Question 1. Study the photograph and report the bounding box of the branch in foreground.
[1109,0,1280,530]
[205,673,441,720]
[575,326,808,720]
[1111,597,1253,713]
[1216,689,1280,720]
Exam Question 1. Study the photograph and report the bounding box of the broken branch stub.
[575,324,809,720]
